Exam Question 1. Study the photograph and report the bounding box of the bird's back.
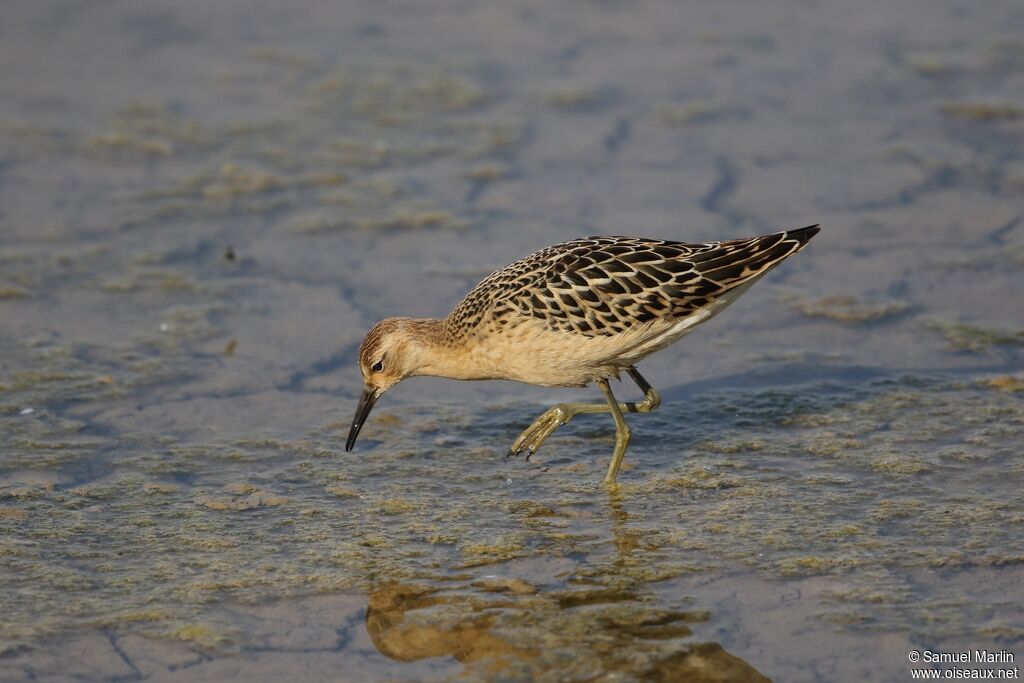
[448,226,818,335]
[443,225,819,385]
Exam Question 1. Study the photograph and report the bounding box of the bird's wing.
[495,226,820,337]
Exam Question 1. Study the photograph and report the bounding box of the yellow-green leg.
[596,378,630,486]
[505,367,661,484]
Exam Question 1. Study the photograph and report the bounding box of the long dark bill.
[346,387,379,452]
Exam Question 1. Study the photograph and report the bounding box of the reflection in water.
[365,492,771,682]
[366,582,769,681]
[366,582,535,673]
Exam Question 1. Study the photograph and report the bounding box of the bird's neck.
[401,318,483,380]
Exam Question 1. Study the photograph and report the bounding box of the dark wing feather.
[447,226,819,338]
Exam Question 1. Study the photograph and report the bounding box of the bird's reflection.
[364,491,771,682]
[366,582,535,673]
[366,581,768,681]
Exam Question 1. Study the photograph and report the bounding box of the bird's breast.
[458,318,636,387]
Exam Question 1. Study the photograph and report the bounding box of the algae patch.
[0,364,1022,657]
[942,103,1023,120]
[925,319,1024,352]
[0,286,29,299]
[980,375,1024,393]
[789,294,908,322]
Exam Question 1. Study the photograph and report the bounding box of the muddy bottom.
[2,374,1022,682]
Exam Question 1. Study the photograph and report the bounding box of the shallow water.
[1,0,1023,681]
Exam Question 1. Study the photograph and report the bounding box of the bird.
[346,224,820,485]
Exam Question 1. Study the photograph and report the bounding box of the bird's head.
[346,317,436,451]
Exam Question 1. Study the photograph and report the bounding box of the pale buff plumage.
[347,225,820,484]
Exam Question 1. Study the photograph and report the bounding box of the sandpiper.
[346,225,820,485]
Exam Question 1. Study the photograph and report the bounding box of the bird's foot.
[505,406,570,462]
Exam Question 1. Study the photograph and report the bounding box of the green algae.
[925,319,1024,352]
[869,454,929,475]
[5,61,515,242]
[169,622,230,648]
[941,102,1023,121]
[0,285,28,298]
[465,162,507,183]
[460,538,528,568]
[543,85,606,110]
[290,206,470,234]
[658,102,732,126]
[980,375,1024,393]
[788,294,909,323]
[312,67,486,123]
[378,498,421,515]
[87,132,174,159]
[101,268,197,293]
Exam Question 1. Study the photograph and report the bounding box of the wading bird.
[347,225,820,485]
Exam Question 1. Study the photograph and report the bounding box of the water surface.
[1,0,1022,681]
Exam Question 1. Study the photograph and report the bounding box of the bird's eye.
[370,360,384,373]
